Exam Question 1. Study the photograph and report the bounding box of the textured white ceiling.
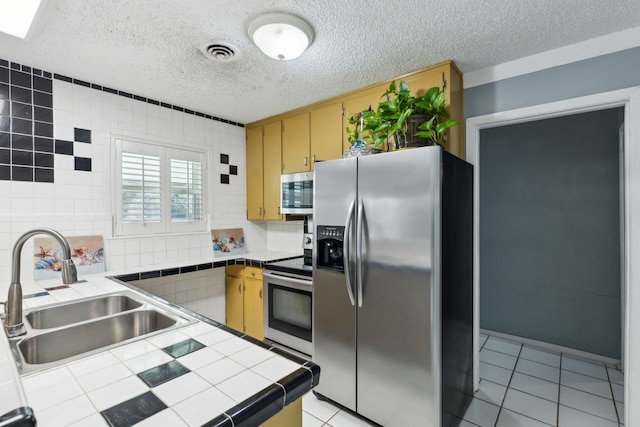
[1,0,640,124]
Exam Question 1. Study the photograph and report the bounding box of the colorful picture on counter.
[212,228,246,257]
[33,235,106,280]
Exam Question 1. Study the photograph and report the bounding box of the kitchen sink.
[9,290,194,375]
[26,294,142,329]
[19,310,176,364]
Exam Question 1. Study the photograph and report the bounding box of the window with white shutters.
[114,137,207,236]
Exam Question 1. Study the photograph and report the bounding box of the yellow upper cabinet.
[263,121,283,220]
[282,112,311,173]
[310,102,343,168]
[246,126,264,220]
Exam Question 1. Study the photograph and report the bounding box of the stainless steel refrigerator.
[313,146,473,427]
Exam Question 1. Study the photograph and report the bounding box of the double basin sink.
[9,290,193,375]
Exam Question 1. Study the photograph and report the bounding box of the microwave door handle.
[356,198,364,308]
[343,199,356,306]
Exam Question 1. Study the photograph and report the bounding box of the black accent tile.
[0,100,8,116]
[268,346,307,365]
[35,152,54,167]
[185,109,194,115]
[0,132,8,147]
[0,68,8,84]
[34,121,53,137]
[91,83,102,90]
[117,273,140,282]
[162,339,205,358]
[0,83,8,99]
[34,137,53,152]
[160,102,171,108]
[33,68,42,76]
[12,134,33,150]
[12,150,33,166]
[10,70,31,89]
[220,153,229,164]
[35,168,54,183]
[196,112,205,117]
[133,95,146,102]
[305,361,321,387]
[160,268,179,277]
[33,76,52,93]
[55,140,74,155]
[118,91,133,98]
[179,265,197,273]
[225,384,284,427]
[74,157,92,171]
[74,127,91,143]
[21,65,31,73]
[43,71,52,78]
[137,360,190,387]
[201,414,234,427]
[220,174,229,184]
[74,79,90,88]
[53,73,72,83]
[0,59,7,67]
[12,117,32,135]
[101,391,166,427]
[172,105,184,112]
[103,87,117,94]
[230,165,237,175]
[10,63,20,70]
[12,166,33,181]
[0,117,8,132]
[11,101,32,119]
[147,99,159,105]
[140,270,161,280]
[279,368,312,404]
[10,86,31,103]
[33,91,52,108]
[0,165,9,180]
[0,148,9,164]
[33,106,53,123]
[197,262,213,271]
[214,261,228,268]
[0,407,36,427]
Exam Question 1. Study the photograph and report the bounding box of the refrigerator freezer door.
[313,157,358,411]
[356,147,442,426]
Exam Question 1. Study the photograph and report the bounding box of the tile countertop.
[0,251,318,427]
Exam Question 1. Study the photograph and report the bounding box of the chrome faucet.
[4,228,78,337]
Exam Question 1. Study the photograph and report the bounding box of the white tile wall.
[0,76,301,289]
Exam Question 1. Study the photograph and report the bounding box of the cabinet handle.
[238,284,241,293]
[259,289,263,299]
[251,271,255,277]
[258,207,262,216]
[278,206,281,215]
[304,156,308,166]
[312,154,316,163]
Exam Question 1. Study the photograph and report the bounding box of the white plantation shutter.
[114,138,207,236]
[122,152,161,223]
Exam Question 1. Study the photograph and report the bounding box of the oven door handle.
[262,271,312,287]
[343,199,356,306]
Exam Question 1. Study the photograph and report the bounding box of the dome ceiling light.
[248,12,314,60]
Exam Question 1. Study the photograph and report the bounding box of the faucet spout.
[5,228,78,337]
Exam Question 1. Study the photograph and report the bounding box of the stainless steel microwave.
[280,172,313,215]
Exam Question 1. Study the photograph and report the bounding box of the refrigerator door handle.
[356,197,364,308]
[343,199,356,306]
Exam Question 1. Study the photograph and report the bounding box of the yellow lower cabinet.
[260,398,302,427]
[225,266,264,340]
[225,275,244,333]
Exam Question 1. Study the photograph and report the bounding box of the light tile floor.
[302,334,625,426]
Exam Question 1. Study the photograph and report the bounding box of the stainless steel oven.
[263,267,312,356]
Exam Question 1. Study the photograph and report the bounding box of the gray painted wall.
[479,108,622,358]
[465,46,640,118]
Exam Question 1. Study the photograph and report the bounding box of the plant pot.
[343,146,382,158]
[395,114,436,149]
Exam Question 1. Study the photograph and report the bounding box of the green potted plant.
[346,80,458,152]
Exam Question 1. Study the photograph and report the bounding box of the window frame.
[113,136,208,237]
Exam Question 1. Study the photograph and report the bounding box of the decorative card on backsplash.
[34,235,105,280]
[212,228,247,257]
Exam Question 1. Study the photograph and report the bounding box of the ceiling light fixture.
[0,0,43,39]
[248,13,314,60]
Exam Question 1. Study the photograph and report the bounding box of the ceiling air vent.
[200,43,237,61]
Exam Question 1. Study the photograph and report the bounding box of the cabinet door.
[310,103,344,168]
[246,127,264,220]
[263,121,283,220]
[342,88,383,152]
[282,112,310,173]
[225,275,244,333]
[244,277,264,340]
